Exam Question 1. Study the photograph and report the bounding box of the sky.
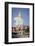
[12,8,29,27]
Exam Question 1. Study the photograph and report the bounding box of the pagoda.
[14,12,23,27]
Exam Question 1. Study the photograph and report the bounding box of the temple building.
[14,12,23,27]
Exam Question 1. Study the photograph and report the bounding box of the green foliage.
[25,27,29,33]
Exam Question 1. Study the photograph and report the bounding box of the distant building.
[14,12,23,27]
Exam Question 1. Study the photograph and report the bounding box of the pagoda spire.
[19,11,21,16]
[18,11,23,18]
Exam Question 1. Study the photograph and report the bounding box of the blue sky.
[12,8,29,27]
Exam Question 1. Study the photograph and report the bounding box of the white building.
[14,12,23,27]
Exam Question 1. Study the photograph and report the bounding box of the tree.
[25,27,29,33]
